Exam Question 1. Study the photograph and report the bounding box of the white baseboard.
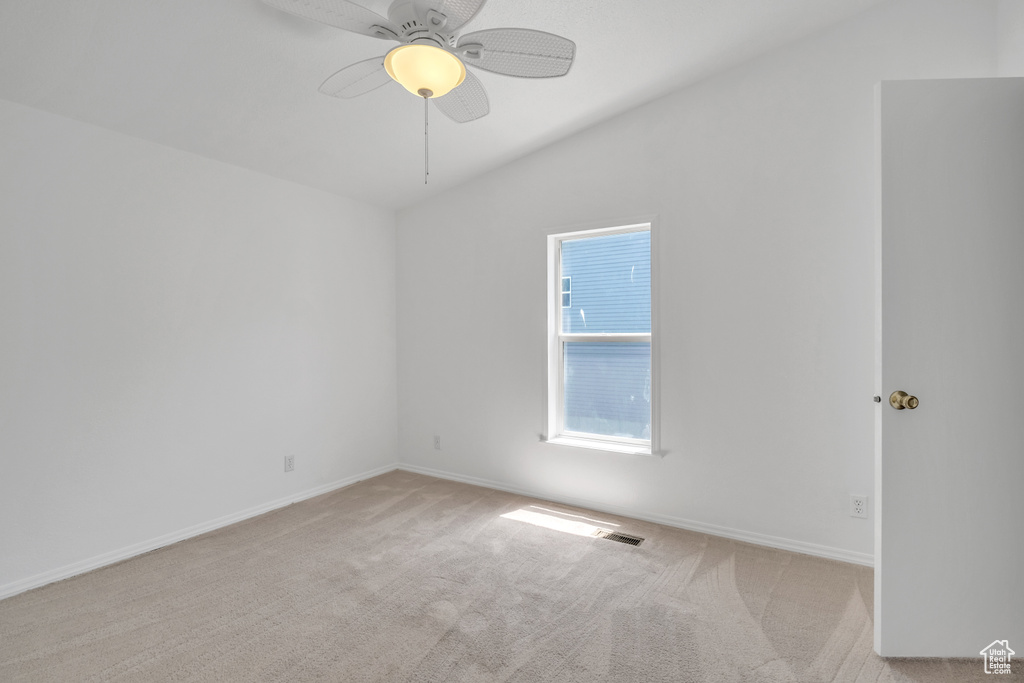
[0,463,400,601]
[398,463,874,567]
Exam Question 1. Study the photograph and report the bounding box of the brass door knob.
[889,391,919,410]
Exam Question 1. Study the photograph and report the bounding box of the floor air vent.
[596,530,644,546]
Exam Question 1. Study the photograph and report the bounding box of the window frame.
[544,221,659,456]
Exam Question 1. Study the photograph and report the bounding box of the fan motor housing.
[388,1,455,48]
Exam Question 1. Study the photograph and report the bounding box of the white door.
[876,77,1024,657]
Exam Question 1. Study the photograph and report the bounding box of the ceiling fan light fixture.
[384,44,466,98]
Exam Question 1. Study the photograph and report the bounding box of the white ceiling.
[0,0,887,210]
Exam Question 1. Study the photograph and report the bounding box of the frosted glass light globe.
[384,44,466,98]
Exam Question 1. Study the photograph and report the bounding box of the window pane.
[561,231,650,334]
[564,342,650,440]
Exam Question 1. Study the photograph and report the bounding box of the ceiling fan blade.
[457,28,575,78]
[413,0,487,32]
[263,0,400,40]
[432,70,489,123]
[319,56,393,98]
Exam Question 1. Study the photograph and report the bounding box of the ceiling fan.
[262,0,577,124]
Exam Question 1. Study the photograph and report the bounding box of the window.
[546,223,655,455]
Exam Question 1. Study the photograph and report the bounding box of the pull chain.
[424,94,429,184]
[418,89,432,185]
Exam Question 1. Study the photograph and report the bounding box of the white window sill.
[543,435,655,456]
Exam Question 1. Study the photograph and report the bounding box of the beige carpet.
[0,470,989,682]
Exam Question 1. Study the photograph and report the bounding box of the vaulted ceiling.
[0,0,886,209]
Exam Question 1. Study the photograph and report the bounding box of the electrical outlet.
[850,495,868,518]
[433,435,441,450]
[284,455,295,472]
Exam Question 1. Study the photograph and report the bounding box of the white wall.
[395,0,998,563]
[0,100,397,594]
[998,0,1024,75]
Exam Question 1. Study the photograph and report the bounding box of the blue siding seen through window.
[561,231,650,334]
[560,229,651,441]
[564,342,651,439]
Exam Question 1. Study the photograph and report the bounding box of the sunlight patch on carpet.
[501,505,619,538]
